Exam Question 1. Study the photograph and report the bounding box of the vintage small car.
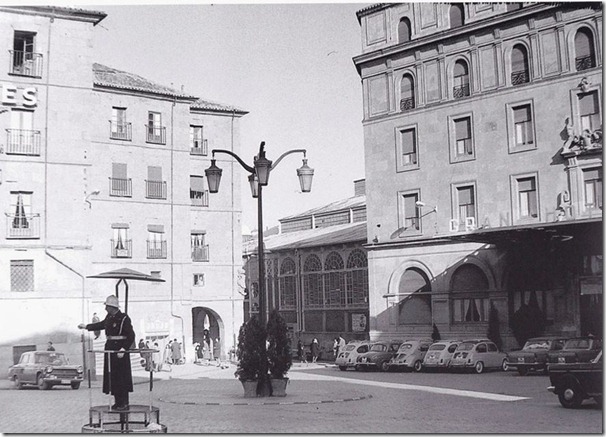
[422,340,461,371]
[8,351,84,390]
[356,340,402,371]
[336,341,371,371]
[449,339,508,374]
[548,350,602,408]
[386,339,433,372]
[507,337,568,376]
[547,337,602,365]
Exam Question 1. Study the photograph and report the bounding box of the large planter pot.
[270,377,289,397]
[240,379,258,398]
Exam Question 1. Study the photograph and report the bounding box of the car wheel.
[380,361,390,372]
[558,378,584,409]
[474,361,484,374]
[13,376,23,390]
[517,367,528,376]
[339,366,347,371]
[501,359,509,372]
[71,382,81,390]
[413,360,423,373]
[37,374,50,390]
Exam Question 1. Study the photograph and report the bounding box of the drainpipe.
[230,109,236,355]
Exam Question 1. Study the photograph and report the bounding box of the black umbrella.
[87,268,165,314]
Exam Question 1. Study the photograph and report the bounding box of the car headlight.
[77,366,84,373]
[46,366,53,373]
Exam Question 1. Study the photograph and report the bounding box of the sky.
[86,2,369,232]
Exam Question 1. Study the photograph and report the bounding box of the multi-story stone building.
[354,3,602,349]
[0,6,246,366]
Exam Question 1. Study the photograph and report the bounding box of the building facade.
[0,6,246,366]
[354,3,602,349]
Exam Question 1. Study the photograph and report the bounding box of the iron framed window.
[396,125,419,171]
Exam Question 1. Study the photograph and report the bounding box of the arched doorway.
[192,307,224,360]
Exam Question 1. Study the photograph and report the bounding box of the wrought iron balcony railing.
[146,126,166,144]
[147,240,167,259]
[190,190,209,207]
[575,55,595,71]
[190,139,208,156]
[9,50,43,77]
[145,180,167,199]
[5,129,41,156]
[453,83,470,99]
[6,213,40,239]
[111,239,132,258]
[109,121,132,141]
[109,177,132,197]
[400,97,415,111]
[192,245,209,262]
[511,70,529,85]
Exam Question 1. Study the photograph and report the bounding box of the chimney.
[354,179,365,197]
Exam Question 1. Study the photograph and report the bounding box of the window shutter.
[148,166,162,181]
[458,186,473,204]
[190,176,205,191]
[518,177,535,191]
[579,92,598,116]
[112,163,127,179]
[513,106,531,123]
[147,224,164,233]
[455,118,470,140]
[401,129,415,154]
[403,195,416,218]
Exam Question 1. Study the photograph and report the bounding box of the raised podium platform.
[82,404,167,433]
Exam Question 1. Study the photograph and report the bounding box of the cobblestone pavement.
[0,361,602,433]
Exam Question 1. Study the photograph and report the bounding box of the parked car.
[356,340,402,371]
[422,340,461,371]
[386,339,433,372]
[548,350,602,408]
[8,351,84,390]
[507,337,568,376]
[547,337,602,365]
[335,341,371,371]
[449,339,508,374]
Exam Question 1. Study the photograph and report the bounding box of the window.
[11,31,41,77]
[396,128,418,171]
[400,74,415,111]
[575,28,596,71]
[449,4,464,28]
[454,185,476,230]
[8,109,39,156]
[8,192,38,239]
[398,192,420,233]
[453,60,470,98]
[111,224,131,258]
[450,264,489,323]
[454,117,473,157]
[190,125,207,155]
[191,232,209,262]
[110,163,131,197]
[146,166,166,199]
[506,3,522,11]
[324,252,345,307]
[147,111,165,144]
[398,268,432,325]
[511,44,530,85]
[190,176,209,207]
[583,168,602,210]
[346,249,368,307]
[516,177,538,219]
[147,225,166,259]
[11,260,34,292]
[193,273,205,287]
[110,107,131,140]
[578,91,601,132]
[398,17,411,43]
[278,258,296,310]
[512,104,534,147]
[303,255,323,308]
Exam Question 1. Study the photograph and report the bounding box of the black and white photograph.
[0,1,602,433]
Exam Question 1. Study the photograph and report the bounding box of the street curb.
[157,394,373,406]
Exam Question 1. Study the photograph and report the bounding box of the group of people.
[193,332,221,364]
[296,335,345,364]
[165,339,183,365]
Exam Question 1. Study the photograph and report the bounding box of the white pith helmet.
[104,295,120,308]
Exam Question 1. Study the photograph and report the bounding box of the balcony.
[109,177,132,197]
[400,97,415,112]
[453,83,470,99]
[111,239,132,258]
[145,180,167,200]
[190,139,208,156]
[5,213,40,239]
[147,240,167,259]
[5,129,41,156]
[146,126,166,145]
[192,245,209,262]
[576,55,595,71]
[190,190,209,207]
[109,121,132,141]
[9,50,43,77]
[511,70,529,85]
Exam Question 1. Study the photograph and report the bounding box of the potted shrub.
[266,310,292,397]
[234,316,266,397]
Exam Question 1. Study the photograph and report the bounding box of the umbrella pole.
[125,280,129,314]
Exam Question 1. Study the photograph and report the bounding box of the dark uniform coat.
[86,310,136,395]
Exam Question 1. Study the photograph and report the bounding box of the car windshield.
[523,340,550,350]
[457,342,475,351]
[565,339,591,349]
[429,344,446,351]
[370,344,387,352]
[344,344,356,352]
[398,343,413,352]
[35,353,67,365]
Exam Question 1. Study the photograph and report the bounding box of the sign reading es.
[1,84,38,107]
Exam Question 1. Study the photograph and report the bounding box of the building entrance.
[192,307,223,360]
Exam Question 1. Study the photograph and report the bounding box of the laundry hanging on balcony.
[12,194,28,229]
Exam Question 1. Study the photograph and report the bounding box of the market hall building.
[354,3,602,349]
[0,6,246,368]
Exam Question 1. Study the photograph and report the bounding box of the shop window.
[11,260,34,292]
[575,28,596,71]
[511,44,530,85]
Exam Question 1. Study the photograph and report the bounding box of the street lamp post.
[205,141,314,325]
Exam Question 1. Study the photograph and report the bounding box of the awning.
[147,224,165,233]
[111,223,129,229]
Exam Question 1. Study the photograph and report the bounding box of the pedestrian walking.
[152,342,161,371]
[297,339,304,362]
[92,313,101,339]
[311,338,320,363]
[78,295,136,411]
[333,338,339,360]
[47,341,55,351]
[213,337,220,362]
[338,334,346,357]
[208,337,214,361]
[171,338,182,364]
[164,342,172,367]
